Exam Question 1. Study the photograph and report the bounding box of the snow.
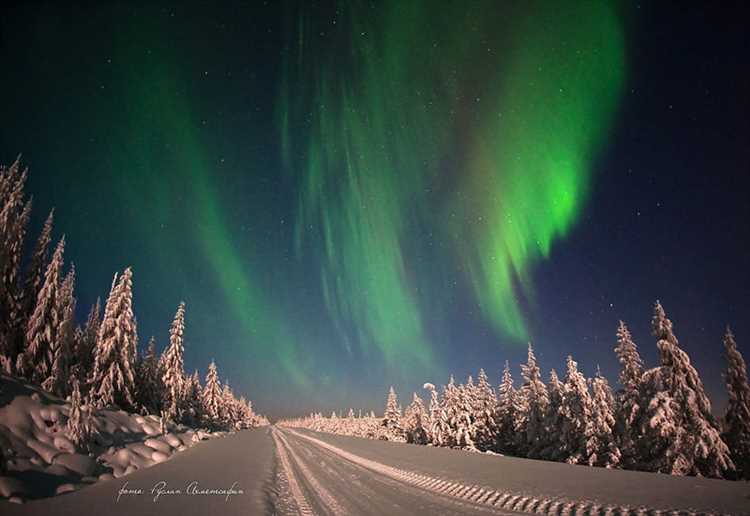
[0,374,223,502]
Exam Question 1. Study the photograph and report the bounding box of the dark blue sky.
[0,2,747,418]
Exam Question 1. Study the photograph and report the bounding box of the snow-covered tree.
[518,343,549,458]
[722,327,750,479]
[20,209,54,328]
[382,386,403,440]
[71,298,100,386]
[221,381,238,428]
[134,336,162,415]
[424,382,447,446]
[201,360,222,426]
[559,356,592,464]
[451,377,476,449]
[181,369,203,425]
[17,237,66,382]
[403,392,429,445]
[613,320,644,468]
[67,376,95,451]
[0,159,31,361]
[637,301,733,478]
[43,264,76,396]
[88,268,138,410]
[494,361,519,454]
[540,368,564,461]
[161,302,186,420]
[471,368,497,451]
[587,367,621,468]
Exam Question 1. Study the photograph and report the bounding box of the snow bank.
[0,374,222,503]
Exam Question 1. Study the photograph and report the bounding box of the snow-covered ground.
[0,374,223,503]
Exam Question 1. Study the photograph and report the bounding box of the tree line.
[281,304,750,481]
[0,159,268,432]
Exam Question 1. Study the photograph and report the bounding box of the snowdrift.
[0,374,222,503]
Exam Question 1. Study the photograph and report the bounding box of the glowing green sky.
[107,14,309,390]
[281,0,625,365]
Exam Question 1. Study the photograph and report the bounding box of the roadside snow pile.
[0,374,222,503]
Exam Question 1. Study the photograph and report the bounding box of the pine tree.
[494,361,519,454]
[587,367,621,468]
[453,377,476,449]
[638,301,733,477]
[43,264,76,396]
[540,368,565,461]
[403,392,429,444]
[613,320,644,468]
[88,268,138,410]
[20,209,54,327]
[72,298,100,386]
[221,381,238,429]
[518,343,549,458]
[201,360,222,427]
[135,336,162,415]
[424,382,447,446]
[472,368,497,451]
[17,237,66,382]
[722,327,750,479]
[161,302,186,421]
[0,159,31,361]
[67,376,95,450]
[182,369,203,425]
[559,356,592,464]
[382,386,403,440]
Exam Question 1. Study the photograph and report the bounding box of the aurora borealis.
[1,2,748,417]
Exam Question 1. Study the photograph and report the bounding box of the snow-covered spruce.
[88,268,138,410]
[161,302,186,422]
[281,301,741,482]
[721,327,750,479]
[636,301,733,477]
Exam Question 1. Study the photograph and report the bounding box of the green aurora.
[107,15,309,389]
[280,0,625,372]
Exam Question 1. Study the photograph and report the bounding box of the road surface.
[4,426,750,515]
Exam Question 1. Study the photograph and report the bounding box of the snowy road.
[271,427,520,516]
[4,426,750,515]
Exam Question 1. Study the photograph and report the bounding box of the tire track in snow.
[274,429,347,516]
[271,428,315,516]
[282,428,724,516]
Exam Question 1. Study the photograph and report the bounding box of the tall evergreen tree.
[424,382,447,446]
[403,392,429,444]
[587,367,621,468]
[518,343,549,458]
[638,301,733,477]
[88,268,138,410]
[559,355,592,464]
[722,327,750,479]
[72,298,100,385]
[541,368,565,461]
[201,360,222,426]
[494,361,519,454]
[0,159,31,360]
[382,386,403,440]
[472,368,497,451]
[43,264,76,396]
[17,237,66,382]
[135,336,162,415]
[161,302,186,420]
[613,320,644,468]
[20,209,54,327]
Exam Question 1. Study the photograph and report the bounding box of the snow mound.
[0,374,221,502]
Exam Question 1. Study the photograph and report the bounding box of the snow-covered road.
[4,426,750,515]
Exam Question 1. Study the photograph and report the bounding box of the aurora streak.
[280,0,625,367]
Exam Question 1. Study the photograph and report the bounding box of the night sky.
[1,1,747,419]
